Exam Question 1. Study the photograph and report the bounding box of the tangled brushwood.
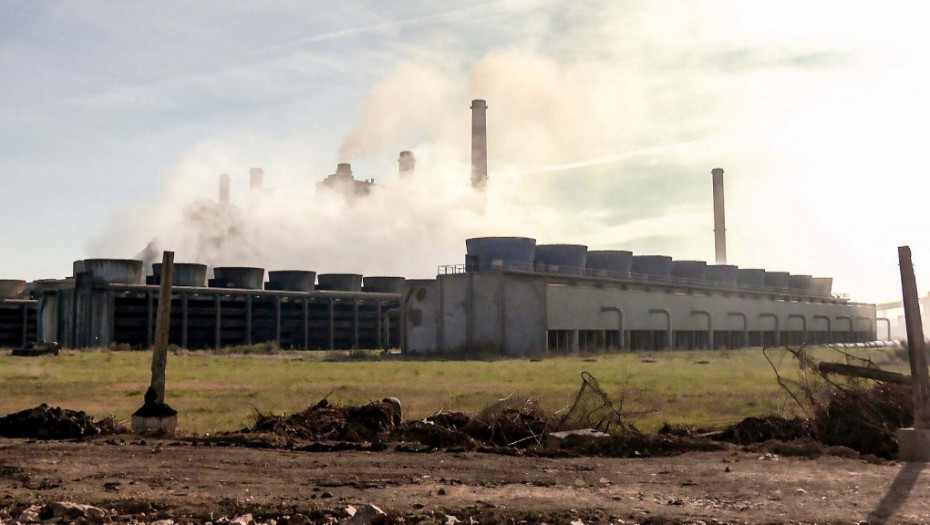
[764,344,913,458]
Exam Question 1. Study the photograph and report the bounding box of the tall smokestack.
[471,99,487,190]
[398,151,415,177]
[219,173,230,206]
[250,167,264,192]
[712,167,726,264]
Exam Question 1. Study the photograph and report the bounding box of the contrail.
[250,0,522,57]
[509,139,710,177]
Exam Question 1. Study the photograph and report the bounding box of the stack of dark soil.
[718,416,813,444]
[0,404,121,440]
[814,382,913,458]
[423,405,558,448]
[251,400,395,442]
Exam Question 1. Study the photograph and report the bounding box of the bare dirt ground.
[2,436,929,524]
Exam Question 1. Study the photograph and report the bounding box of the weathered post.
[132,251,178,432]
[895,245,930,460]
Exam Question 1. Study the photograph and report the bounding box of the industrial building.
[26,260,403,351]
[0,99,882,354]
[401,237,878,355]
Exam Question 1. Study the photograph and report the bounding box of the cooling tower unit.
[363,276,406,293]
[631,255,673,278]
[471,99,488,189]
[152,263,208,287]
[586,250,633,278]
[317,273,363,292]
[765,271,790,289]
[267,270,316,292]
[671,260,707,282]
[81,259,144,284]
[705,265,738,286]
[0,280,26,299]
[31,279,73,292]
[398,151,415,177]
[212,267,265,290]
[737,268,766,288]
[465,237,536,272]
[811,277,833,296]
[788,274,813,291]
[534,244,588,274]
[712,167,726,265]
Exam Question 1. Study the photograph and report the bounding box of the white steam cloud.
[87,0,926,302]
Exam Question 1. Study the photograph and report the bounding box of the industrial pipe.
[787,314,807,344]
[649,308,672,350]
[856,316,873,342]
[600,306,624,350]
[691,310,713,350]
[812,315,831,344]
[877,317,892,341]
[836,315,854,342]
[727,312,748,349]
[759,313,779,346]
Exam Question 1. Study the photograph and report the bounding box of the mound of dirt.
[424,404,559,448]
[251,400,396,442]
[718,416,813,444]
[814,382,912,459]
[0,404,122,440]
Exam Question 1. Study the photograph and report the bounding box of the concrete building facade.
[402,239,877,356]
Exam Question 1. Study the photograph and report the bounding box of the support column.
[246,295,253,345]
[275,297,282,345]
[760,313,779,346]
[329,299,335,350]
[569,330,580,353]
[214,295,222,349]
[788,314,807,345]
[302,298,309,349]
[146,292,154,348]
[353,299,359,349]
[181,293,189,349]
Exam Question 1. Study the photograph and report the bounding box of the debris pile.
[251,399,396,442]
[815,382,912,458]
[0,404,121,440]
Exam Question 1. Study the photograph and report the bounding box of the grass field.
[0,346,908,434]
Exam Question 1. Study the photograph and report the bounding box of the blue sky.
[3,1,930,302]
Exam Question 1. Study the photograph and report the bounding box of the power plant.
[0,99,881,354]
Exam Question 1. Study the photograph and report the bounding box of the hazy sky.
[2,1,930,303]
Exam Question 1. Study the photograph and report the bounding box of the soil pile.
[0,404,122,440]
[251,400,395,442]
[718,416,813,444]
[424,401,560,448]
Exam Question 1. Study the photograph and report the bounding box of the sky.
[2,0,930,303]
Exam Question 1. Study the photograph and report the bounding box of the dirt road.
[1,436,929,523]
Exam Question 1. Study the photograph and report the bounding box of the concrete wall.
[546,284,875,334]
[404,274,546,356]
[403,271,877,356]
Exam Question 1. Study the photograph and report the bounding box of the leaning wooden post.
[132,250,178,432]
[895,245,930,460]
[151,251,174,404]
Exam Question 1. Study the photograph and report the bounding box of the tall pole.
[150,251,174,405]
[712,168,726,264]
[471,99,488,190]
[899,246,930,429]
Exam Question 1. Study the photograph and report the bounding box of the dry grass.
[0,346,908,434]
